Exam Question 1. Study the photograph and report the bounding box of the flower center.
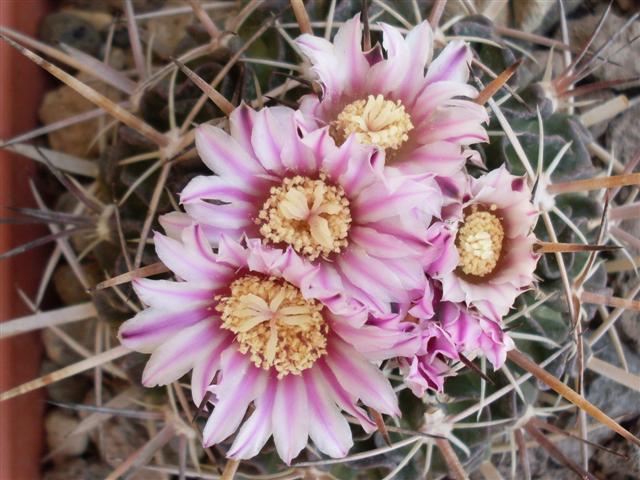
[256,174,351,261]
[456,205,504,277]
[217,275,328,377]
[332,94,413,151]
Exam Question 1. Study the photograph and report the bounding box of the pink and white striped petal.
[195,125,263,183]
[304,366,354,458]
[119,306,212,353]
[227,377,277,459]
[191,333,234,406]
[141,319,219,387]
[133,278,215,310]
[272,374,309,464]
[325,337,399,416]
[425,40,472,85]
[202,351,267,447]
[180,175,259,204]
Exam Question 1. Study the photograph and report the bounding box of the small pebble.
[45,411,89,459]
[40,12,101,56]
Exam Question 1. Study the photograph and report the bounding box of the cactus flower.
[427,166,539,321]
[119,225,416,462]
[296,14,488,176]
[170,105,442,314]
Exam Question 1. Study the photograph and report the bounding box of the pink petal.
[280,127,317,175]
[141,319,219,387]
[442,307,513,369]
[181,223,218,263]
[409,282,435,319]
[397,141,467,176]
[272,374,309,464]
[245,242,325,300]
[405,21,434,74]
[338,147,383,197]
[250,107,290,173]
[415,101,489,145]
[331,320,419,360]
[380,256,427,293]
[216,234,250,269]
[118,306,212,353]
[492,234,537,285]
[419,322,459,359]
[365,24,410,94]
[440,303,478,345]
[379,21,405,58]
[180,175,258,204]
[133,278,215,309]
[154,229,209,282]
[332,14,368,93]
[425,40,471,84]
[325,337,399,416]
[336,247,408,306]
[398,31,433,100]
[229,103,257,157]
[411,81,478,124]
[353,177,438,223]
[300,125,333,163]
[439,271,467,304]
[350,226,424,259]
[202,351,266,447]
[425,223,459,277]
[154,229,230,282]
[158,213,227,246]
[296,34,341,95]
[227,375,277,459]
[159,211,192,240]
[308,263,345,307]
[191,333,234,405]
[365,217,431,252]
[196,125,263,181]
[403,355,450,396]
[183,200,254,230]
[324,134,357,180]
[316,360,376,433]
[304,366,354,458]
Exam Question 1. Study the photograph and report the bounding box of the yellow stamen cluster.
[456,205,504,277]
[332,94,414,151]
[217,275,328,377]
[256,175,351,261]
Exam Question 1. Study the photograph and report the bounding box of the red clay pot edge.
[1,1,51,478]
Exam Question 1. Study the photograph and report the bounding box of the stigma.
[456,205,504,277]
[256,174,351,261]
[217,275,328,377]
[332,94,413,152]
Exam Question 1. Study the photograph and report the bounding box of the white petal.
[159,211,192,240]
[325,337,399,416]
[154,227,228,282]
[202,351,266,447]
[304,367,353,458]
[190,333,233,405]
[141,319,219,387]
[425,40,471,84]
[118,306,211,353]
[133,278,214,310]
[272,374,309,464]
[228,377,277,459]
[195,125,262,180]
